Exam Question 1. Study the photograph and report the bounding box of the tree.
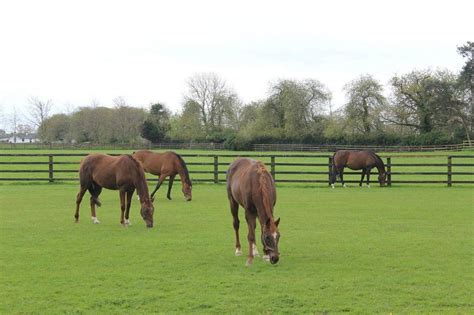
[27,97,52,131]
[260,79,331,139]
[457,41,473,136]
[141,103,171,143]
[38,114,71,142]
[386,69,462,133]
[168,100,206,142]
[343,74,386,134]
[184,73,240,134]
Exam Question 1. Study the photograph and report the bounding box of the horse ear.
[275,217,280,227]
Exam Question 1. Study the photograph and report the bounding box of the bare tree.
[27,97,52,129]
[185,73,239,132]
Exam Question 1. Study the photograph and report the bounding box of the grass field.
[1,181,473,313]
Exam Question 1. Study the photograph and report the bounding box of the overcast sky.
[0,0,472,131]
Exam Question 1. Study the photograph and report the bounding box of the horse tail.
[257,163,273,217]
[173,152,192,186]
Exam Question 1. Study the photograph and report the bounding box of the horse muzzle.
[270,255,279,264]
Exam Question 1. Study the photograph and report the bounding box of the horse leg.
[245,214,257,266]
[74,186,87,223]
[366,167,371,188]
[340,168,346,187]
[89,185,102,224]
[166,174,176,200]
[120,190,126,226]
[150,174,167,201]
[229,198,241,256]
[331,165,337,188]
[124,189,134,225]
[359,169,366,186]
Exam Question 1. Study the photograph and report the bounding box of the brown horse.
[331,150,387,188]
[227,158,281,266]
[74,153,155,228]
[132,150,192,201]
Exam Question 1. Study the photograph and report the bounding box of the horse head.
[140,198,154,228]
[262,217,281,264]
[378,171,387,186]
[182,182,192,201]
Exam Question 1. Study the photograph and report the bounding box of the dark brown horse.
[227,158,281,266]
[330,150,387,188]
[74,153,154,227]
[132,150,192,201]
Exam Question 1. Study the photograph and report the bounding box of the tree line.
[37,42,473,149]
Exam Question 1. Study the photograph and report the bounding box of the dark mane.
[172,152,192,186]
[369,151,385,169]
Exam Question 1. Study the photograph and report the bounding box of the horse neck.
[374,158,385,174]
[133,170,150,202]
[176,162,190,186]
[257,168,274,222]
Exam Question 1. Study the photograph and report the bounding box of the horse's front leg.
[167,175,176,200]
[366,167,372,187]
[359,169,366,186]
[246,214,257,266]
[150,174,167,201]
[119,190,126,226]
[340,168,346,187]
[124,189,134,225]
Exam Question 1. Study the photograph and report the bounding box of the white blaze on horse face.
[91,217,100,224]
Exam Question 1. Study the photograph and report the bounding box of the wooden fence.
[253,143,469,152]
[0,154,473,186]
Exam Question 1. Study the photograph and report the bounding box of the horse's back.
[334,150,377,169]
[80,154,136,189]
[227,158,275,208]
[132,150,177,175]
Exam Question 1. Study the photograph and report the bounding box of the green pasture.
[0,149,473,184]
[1,182,473,313]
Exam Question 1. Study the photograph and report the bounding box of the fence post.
[48,155,54,183]
[213,155,219,184]
[328,156,332,186]
[270,156,276,180]
[387,157,392,187]
[447,156,452,187]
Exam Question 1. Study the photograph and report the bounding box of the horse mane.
[256,162,273,219]
[172,152,192,186]
[369,151,385,170]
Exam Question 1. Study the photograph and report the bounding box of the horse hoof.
[92,217,100,224]
[167,196,172,200]
[246,259,253,267]
[125,219,131,225]
[235,248,242,256]
[343,184,347,188]
[331,184,335,189]
[263,255,270,262]
[367,185,371,188]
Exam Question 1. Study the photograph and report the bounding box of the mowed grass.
[1,183,473,313]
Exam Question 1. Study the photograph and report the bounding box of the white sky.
[0,0,472,131]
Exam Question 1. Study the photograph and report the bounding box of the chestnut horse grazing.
[227,158,281,266]
[74,154,154,228]
[331,150,387,188]
[132,150,192,201]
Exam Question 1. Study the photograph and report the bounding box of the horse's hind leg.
[229,198,242,256]
[74,186,87,223]
[166,174,176,200]
[89,185,102,224]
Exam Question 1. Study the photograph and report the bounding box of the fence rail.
[0,154,473,186]
[253,143,469,152]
